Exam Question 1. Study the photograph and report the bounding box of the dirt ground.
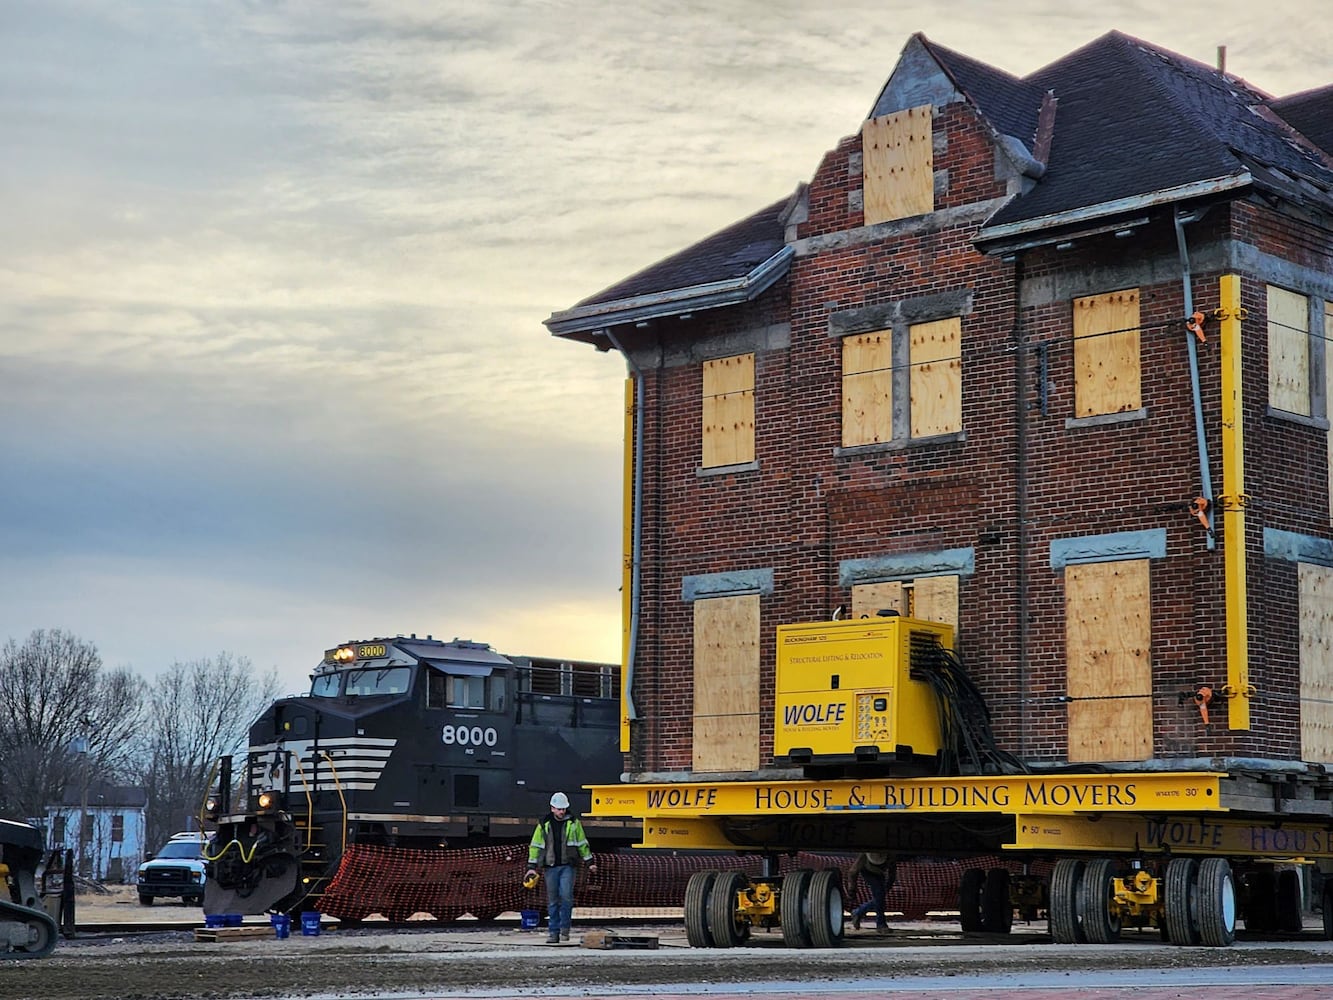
[5,886,1332,1000]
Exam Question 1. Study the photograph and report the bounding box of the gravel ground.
[5,888,1331,1000]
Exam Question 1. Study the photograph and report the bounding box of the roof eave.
[974,173,1253,252]
[545,246,794,341]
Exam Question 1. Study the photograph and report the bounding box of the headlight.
[257,789,280,813]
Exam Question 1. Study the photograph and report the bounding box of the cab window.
[345,667,411,696]
[310,674,340,697]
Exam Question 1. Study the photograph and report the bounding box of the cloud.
[1,0,1328,694]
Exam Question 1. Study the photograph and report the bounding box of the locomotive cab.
[202,635,622,916]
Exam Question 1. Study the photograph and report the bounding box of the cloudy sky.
[3,1,1329,696]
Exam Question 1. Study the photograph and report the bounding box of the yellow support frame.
[620,376,635,751]
[589,771,1224,819]
[1219,274,1252,729]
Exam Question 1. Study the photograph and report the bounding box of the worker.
[525,791,598,944]
[848,851,896,931]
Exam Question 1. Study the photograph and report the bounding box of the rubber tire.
[958,868,985,932]
[1243,869,1276,932]
[1197,857,1237,947]
[780,869,812,948]
[1078,858,1121,944]
[982,868,1013,934]
[706,870,750,948]
[806,868,845,948]
[684,870,717,948]
[1276,868,1304,933]
[138,894,153,906]
[1164,857,1200,946]
[1048,859,1085,944]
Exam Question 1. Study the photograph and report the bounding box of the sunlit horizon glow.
[2,1,1327,694]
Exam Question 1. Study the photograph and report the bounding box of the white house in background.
[44,782,148,883]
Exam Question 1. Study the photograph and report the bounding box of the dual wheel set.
[683,868,846,949]
[1048,857,1238,946]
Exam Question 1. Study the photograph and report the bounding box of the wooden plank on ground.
[194,926,276,942]
[580,929,659,950]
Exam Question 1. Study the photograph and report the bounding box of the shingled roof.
[548,32,1333,340]
[1270,84,1333,157]
[976,31,1333,243]
[544,197,792,343]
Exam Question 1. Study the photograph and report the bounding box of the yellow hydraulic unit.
[773,616,951,770]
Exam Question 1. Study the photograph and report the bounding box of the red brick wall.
[616,103,1333,775]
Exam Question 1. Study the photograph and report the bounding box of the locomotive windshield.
[310,673,340,698]
[345,666,412,696]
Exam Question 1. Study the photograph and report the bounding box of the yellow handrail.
[318,750,349,857]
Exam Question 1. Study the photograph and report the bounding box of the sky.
[3,1,1330,698]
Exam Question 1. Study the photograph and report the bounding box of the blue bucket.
[300,911,321,936]
[204,914,225,928]
[270,913,291,939]
[520,909,540,930]
[225,914,243,927]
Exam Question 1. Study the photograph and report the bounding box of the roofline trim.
[975,173,1252,245]
[544,246,793,337]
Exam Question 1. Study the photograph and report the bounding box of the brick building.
[546,32,1333,779]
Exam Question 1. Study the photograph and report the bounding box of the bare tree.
[0,629,144,822]
[140,653,278,848]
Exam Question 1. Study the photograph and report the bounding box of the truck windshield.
[345,667,411,696]
[156,841,203,860]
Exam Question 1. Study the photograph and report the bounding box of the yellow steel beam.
[588,772,1225,819]
[620,376,635,752]
[1012,812,1333,858]
[636,816,750,850]
[1218,274,1252,729]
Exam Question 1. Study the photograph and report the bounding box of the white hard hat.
[550,791,570,809]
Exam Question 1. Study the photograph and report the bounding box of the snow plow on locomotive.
[200,635,632,917]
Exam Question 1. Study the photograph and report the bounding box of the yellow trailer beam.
[589,771,1224,819]
[1012,812,1333,858]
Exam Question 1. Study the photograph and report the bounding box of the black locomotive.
[201,635,627,916]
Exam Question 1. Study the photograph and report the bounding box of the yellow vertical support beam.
[620,376,636,751]
[1219,274,1251,730]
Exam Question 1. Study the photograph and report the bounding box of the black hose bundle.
[913,639,1029,777]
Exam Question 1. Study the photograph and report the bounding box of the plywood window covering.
[692,594,760,772]
[842,331,893,447]
[909,317,962,437]
[1073,289,1141,417]
[1064,559,1152,763]
[1268,285,1310,416]
[850,576,959,635]
[701,353,755,468]
[850,581,905,620]
[1299,562,1333,762]
[862,104,934,225]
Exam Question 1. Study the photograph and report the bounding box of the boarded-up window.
[1268,285,1310,416]
[910,317,962,437]
[692,595,760,771]
[1065,560,1152,762]
[1299,563,1333,763]
[1073,289,1141,417]
[862,104,933,225]
[842,332,892,447]
[850,576,959,636]
[701,353,755,468]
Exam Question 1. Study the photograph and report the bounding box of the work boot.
[852,913,862,931]
[561,929,570,941]
[545,934,560,944]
